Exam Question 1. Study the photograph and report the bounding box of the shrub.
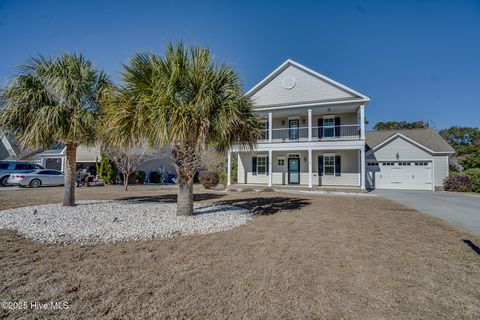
[150,171,161,183]
[199,171,220,189]
[443,175,472,192]
[99,155,117,185]
[241,187,256,193]
[464,168,480,193]
[128,171,146,184]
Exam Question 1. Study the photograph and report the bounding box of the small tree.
[98,154,117,184]
[102,143,160,191]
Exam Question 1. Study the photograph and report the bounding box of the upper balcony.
[259,124,361,143]
[256,106,365,144]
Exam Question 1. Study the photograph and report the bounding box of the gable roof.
[365,128,455,154]
[245,59,370,109]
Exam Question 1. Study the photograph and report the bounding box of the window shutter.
[335,117,341,137]
[266,157,269,175]
[318,118,323,138]
[252,157,257,175]
[318,156,324,176]
[335,155,341,176]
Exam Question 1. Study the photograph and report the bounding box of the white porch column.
[268,112,272,142]
[227,150,232,186]
[360,146,366,190]
[307,109,312,141]
[359,105,365,140]
[268,149,273,186]
[308,148,313,189]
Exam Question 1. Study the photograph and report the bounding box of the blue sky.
[0,0,479,130]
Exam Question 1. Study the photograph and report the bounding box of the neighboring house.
[228,60,454,191]
[34,145,175,177]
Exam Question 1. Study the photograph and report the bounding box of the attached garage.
[367,160,432,190]
[365,129,455,191]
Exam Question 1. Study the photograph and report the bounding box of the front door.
[288,158,300,184]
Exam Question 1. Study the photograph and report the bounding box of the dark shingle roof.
[365,128,455,153]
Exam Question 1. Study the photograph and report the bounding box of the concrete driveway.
[372,189,480,233]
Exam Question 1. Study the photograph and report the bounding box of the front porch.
[230,148,366,189]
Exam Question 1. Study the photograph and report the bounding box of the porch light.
[282,120,285,125]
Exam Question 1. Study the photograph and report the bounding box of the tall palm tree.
[0,54,110,206]
[103,43,260,216]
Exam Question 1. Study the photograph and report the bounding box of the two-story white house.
[227,60,454,191]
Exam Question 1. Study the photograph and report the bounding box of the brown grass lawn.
[0,185,479,319]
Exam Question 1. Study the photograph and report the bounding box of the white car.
[7,169,64,188]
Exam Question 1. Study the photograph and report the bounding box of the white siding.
[433,155,449,187]
[250,65,355,107]
[237,153,245,184]
[372,137,431,160]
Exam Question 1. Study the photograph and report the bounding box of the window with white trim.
[277,157,285,166]
[257,156,267,175]
[324,155,335,175]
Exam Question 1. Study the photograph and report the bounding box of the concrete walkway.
[372,189,480,233]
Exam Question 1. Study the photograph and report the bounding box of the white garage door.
[367,161,432,190]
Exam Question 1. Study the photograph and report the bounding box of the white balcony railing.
[259,124,361,143]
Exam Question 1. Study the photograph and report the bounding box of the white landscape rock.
[0,200,253,244]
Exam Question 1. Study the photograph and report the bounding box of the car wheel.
[29,179,42,188]
[0,176,8,187]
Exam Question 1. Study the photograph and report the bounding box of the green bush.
[99,155,117,185]
[465,168,480,193]
[150,171,161,183]
[128,171,146,184]
[199,171,220,189]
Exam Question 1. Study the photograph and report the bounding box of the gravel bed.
[0,200,253,244]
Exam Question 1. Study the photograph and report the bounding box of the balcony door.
[323,116,335,138]
[289,119,299,140]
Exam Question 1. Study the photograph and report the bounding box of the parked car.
[0,161,44,186]
[7,169,64,188]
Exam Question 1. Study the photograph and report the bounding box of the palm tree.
[0,54,110,206]
[103,43,260,216]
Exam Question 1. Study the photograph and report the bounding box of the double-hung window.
[257,156,267,175]
[324,155,335,175]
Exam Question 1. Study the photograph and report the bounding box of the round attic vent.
[282,76,296,89]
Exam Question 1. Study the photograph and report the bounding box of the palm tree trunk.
[177,174,194,216]
[63,143,77,206]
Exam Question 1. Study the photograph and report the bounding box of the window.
[367,162,378,166]
[277,158,285,166]
[415,162,429,166]
[398,162,411,166]
[260,121,269,140]
[324,155,335,175]
[323,116,335,138]
[257,156,267,175]
[382,162,395,166]
[14,163,34,170]
[0,163,9,169]
[44,170,62,175]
